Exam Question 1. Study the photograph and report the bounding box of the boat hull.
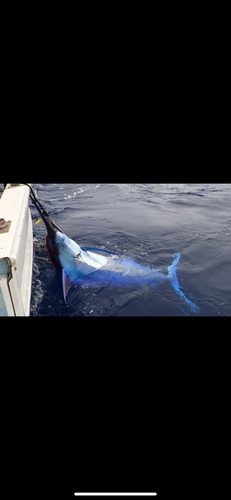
[0,184,33,316]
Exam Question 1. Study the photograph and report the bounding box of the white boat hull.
[0,184,33,316]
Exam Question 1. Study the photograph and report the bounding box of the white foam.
[30,262,44,315]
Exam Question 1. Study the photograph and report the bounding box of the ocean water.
[29,184,231,316]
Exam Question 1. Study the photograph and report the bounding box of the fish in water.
[31,193,200,313]
[54,231,199,313]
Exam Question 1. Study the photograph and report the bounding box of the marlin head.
[34,201,66,269]
[55,231,82,271]
[54,231,108,303]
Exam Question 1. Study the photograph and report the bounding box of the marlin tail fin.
[168,253,200,314]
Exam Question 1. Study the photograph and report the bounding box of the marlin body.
[32,197,200,313]
[54,231,199,313]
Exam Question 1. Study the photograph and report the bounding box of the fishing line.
[22,183,49,216]
[21,183,65,234]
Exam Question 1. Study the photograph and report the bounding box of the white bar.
[74,495,157,497]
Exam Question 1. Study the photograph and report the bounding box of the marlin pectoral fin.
[62,268,74,303]
[81,246,120,256]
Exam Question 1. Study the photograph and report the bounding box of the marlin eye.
[62,236,65,241]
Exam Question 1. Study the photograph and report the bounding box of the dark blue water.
[30,184,231,316]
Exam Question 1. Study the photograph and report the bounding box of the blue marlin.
[33,201,200,313]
